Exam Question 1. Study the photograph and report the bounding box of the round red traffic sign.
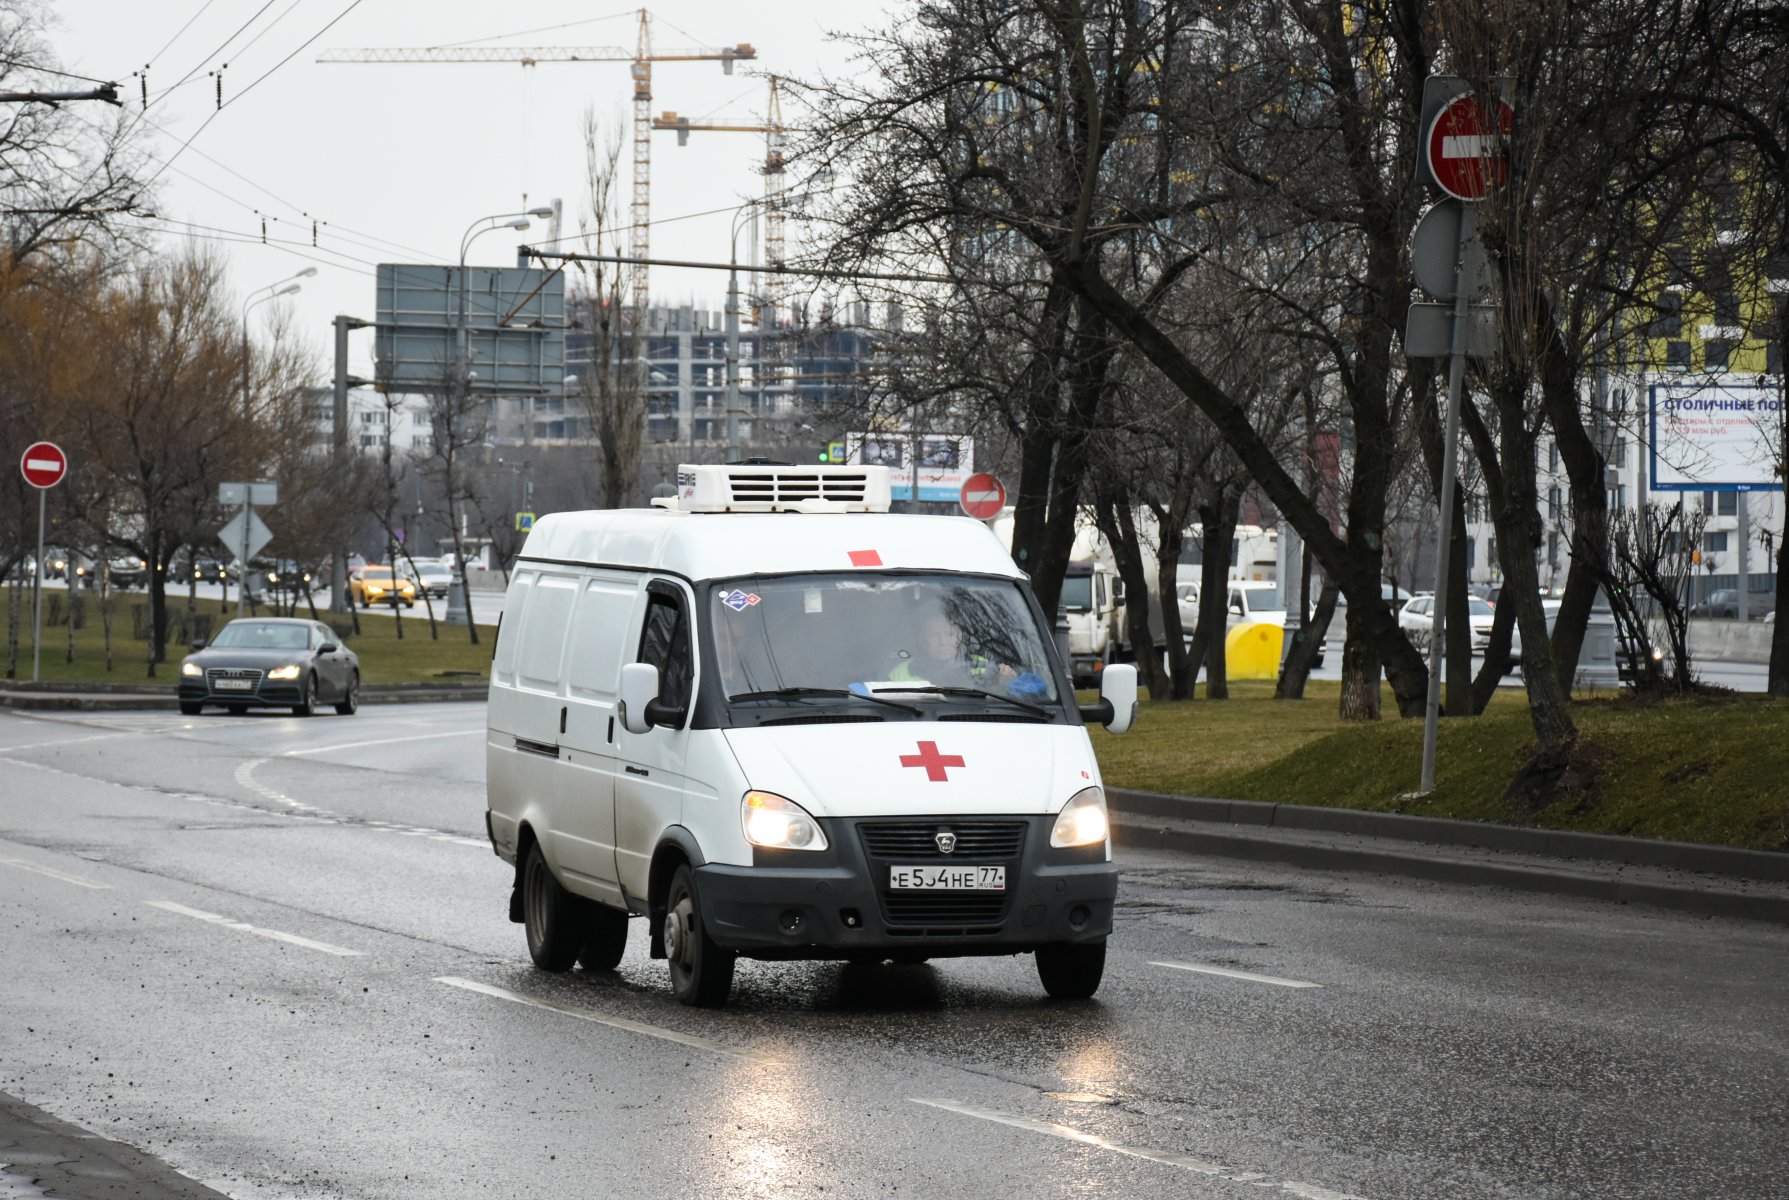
[958,472,1006,520]
[1426,93,1514,201]
[19,441,66,489]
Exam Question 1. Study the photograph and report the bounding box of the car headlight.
[1051,786,1110,851]
[181,660,202,677]
[268,573,279,583]
[741,791,828,851]
[267,664,302,681]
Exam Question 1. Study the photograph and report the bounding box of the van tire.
[523,844,581,972]
[577,905,630,972]
[664,864,734,1007]
[1036,940,1106,1000]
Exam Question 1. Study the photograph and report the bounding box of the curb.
[1107,788,1789,882]
[1111,816,1789,925]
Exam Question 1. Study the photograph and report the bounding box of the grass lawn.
[0,591,495,686]
[1090,681,1789,852]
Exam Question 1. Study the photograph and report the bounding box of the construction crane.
[318,10,755,323]
[653,76,789,326]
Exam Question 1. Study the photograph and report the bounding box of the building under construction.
[493,300,895,450]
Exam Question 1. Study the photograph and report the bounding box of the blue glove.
[1007,671,1048,700]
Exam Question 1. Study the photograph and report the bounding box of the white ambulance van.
[484,463,1139,1007]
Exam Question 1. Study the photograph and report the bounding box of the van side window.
[639,590,693,710]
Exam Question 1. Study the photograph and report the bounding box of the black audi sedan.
[178,618,360,717]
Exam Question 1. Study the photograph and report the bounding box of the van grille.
[726,470,870,506]
[857,820,1027,861]
[881,892,1008,927]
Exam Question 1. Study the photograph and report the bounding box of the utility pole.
[333,315,371,613]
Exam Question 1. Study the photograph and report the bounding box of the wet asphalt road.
[0,703,1783,1200]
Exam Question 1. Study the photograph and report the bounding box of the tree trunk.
[1276,578,1338,700]
[145,530,168,677]
[1155,521,1191,700]
[1489,378,1577,760]
[1537,309,1609,695]
[1007,282,1075,613]
[1470,588,1518,716]
[1196,493,1240,700]
[1093,488,1159,698]
[446,521,480,646]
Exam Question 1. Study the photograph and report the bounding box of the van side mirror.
[1078,663,1138,734]
[619,662,688,732]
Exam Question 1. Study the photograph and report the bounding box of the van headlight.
[1051,787,1110,851]
[267,664,302,681]
[741,791,828,851]
[181,660,202,678]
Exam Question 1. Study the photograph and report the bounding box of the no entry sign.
[958,472,1006,519]
[1426,93,1514,201]
[19,441,66,489]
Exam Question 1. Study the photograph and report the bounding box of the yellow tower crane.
[317,9,755,324]
[653,76,791,325]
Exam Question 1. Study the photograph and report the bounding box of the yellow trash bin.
[1224,621,1282,681]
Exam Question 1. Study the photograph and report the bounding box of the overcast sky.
[50,1,879,375]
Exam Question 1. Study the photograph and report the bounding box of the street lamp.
[457,208,555,385]
[241,266,317,417]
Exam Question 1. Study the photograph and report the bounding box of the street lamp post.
[450,210,552,623]
[241,267,316,419]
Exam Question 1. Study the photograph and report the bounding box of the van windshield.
[709,574,1063,719]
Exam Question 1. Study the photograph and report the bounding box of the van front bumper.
[693,814,1116,958]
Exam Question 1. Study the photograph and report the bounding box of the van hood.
[721,721,1101,819]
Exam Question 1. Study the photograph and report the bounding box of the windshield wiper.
[868,685,1051,718]
[727,686,923,716]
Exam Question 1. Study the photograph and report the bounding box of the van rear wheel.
[523,844,581,971]
[1036,940,1106,1000]
[577,905,630,972]
[664,864,734,1007]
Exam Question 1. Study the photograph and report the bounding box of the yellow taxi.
[349,565,418,609]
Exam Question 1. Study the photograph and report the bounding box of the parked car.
[1687,588,1741,619]
[177,617,359,717]
[349,565,417,609]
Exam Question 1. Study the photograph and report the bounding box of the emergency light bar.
[667,463,893,513]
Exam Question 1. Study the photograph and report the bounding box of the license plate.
[889,865,1005,891]
[214,679,253,691]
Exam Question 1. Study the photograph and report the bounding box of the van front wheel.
[664,864,735,1007]
[1036,940,1106,1000]
[523,844,581,972]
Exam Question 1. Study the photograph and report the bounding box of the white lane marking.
[282,729,481,757]
[911,1099,1368,1198]
[0,858,112,889]
[0,731,138,756]
[144,900,363,956]
[435,976,781,1063]
[1150,961,1323,989]
[235,759,333,818]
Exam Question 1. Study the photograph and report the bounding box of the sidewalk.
[0,1091,230,1200]
[1109,788,1789,925]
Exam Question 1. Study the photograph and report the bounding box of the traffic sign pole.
[20,441,67,684]
[32,488,44,683]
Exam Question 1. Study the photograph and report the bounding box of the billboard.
[374,264,565,394]
[1649,382,1784,491]
[846,431,974,503]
